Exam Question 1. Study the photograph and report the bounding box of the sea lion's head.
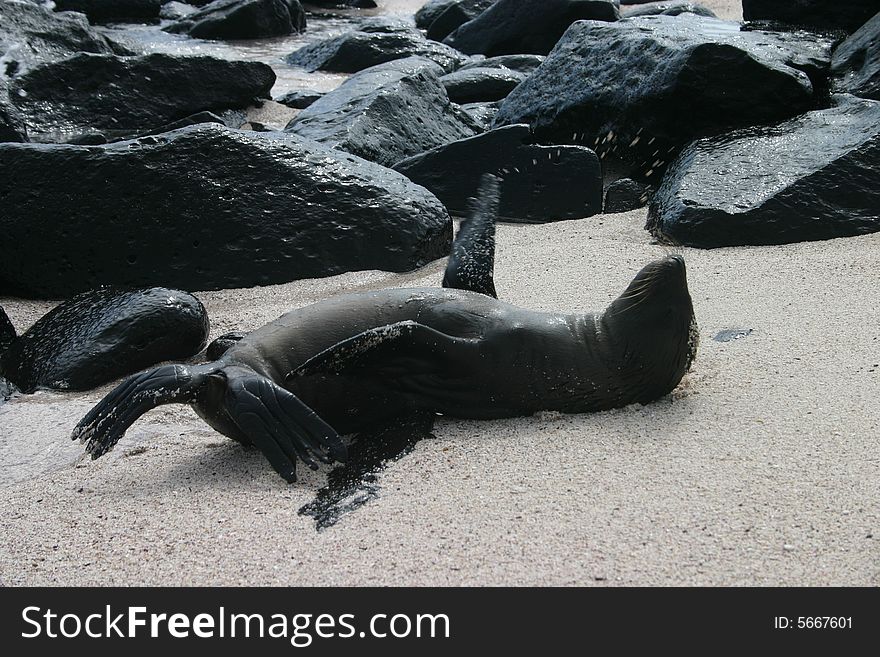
[605,255,699,401]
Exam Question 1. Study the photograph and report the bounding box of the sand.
[3,0,877,587]
[2,206,878,586]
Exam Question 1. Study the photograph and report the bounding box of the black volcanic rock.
[459,53,545,73]
[160,1,199,20]
[604,178,650,213]
[494,15,838,167]
[393,124,603,222]
[415,0,458,28]
[285,57,480,167]
[443,0,620,56]
[646,95,880,247]
[0,288,209,393]
[0,79,27,143]
[458,101,500,129]
[831,11,880,100]
[0,124,452,298]
[284,17,467,73]
[742,0,880,33]
[621,1,715,16]
[9,52,275,141]
[274,88,325,108]
[0,0,128,76]
[425,0,496,42]
[164,0,306,40]
[53,0,162,23]
[440,66,525,103]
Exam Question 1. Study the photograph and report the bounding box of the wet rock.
[285,57,480,167]
[274,88,325,108]
[9,52,275,142]
[604,178,650,213]
[393,124,602,222]
[164,0,306,40]
[0,288,209,393]
[621,1,715,17]
[306,0,376,8]
[742,0,880,34]
[415,1,457,28]
[284,16,467,73]
[443,0,620,56]
[0,124,452,297]
[159,1,199,20]
[440,66,525,103]
[0,0,128,76]
[647,95,880,247]
[53,0,163,24]
[425,0,496,42]
[458,101,500,129]
[459,53,545,74]
[494,15,837,168]
[831,11,880,100]
[0,80,28,143]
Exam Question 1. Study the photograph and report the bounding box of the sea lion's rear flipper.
[288,321,480,380]
[0,305,15,356]
[222,373,346,483]
[72,363,212,458]
[442,173,499,298]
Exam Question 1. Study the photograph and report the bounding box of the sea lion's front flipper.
[442,173,499,298]
[288,321,480,381]
[73,363,212,458]
[223,373,346,483]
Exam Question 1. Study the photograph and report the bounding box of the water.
[99,1,429,96]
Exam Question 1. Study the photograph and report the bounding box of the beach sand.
[2,204,878,586]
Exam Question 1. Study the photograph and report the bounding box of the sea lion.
[73,177,698,483]
[0,287,209,393]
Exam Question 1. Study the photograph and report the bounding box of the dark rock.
[9,52,275,142]
[742,0,880,34]
[604,178,650,213]
[831,11,880,100]
[274,88,325,109]
[53,0,163,24]
[0,124,452,298]
[0,79,28,143]
[305,0,376,8]
[0,0,128,76]
[458,101,500,129]
[459,53,545,74]
[393,124,603,222]
[159,1,199,20]
[425,0,496,42]
[285,57,480,167]
[65,132,108,144]
[415,0,459,28]
[621,1,715,17]
[494,15,838,172]
[0,288,209,392]
[134,110,226,138]
[646,95,880,247]
[443,0,620,56]
[440,66,525,103]
[284,17,467,73]
[164,0,306,40]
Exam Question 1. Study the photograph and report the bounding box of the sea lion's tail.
[72,363,212,458]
